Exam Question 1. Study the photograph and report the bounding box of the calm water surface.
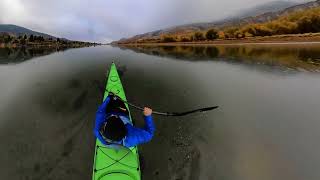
[0,44,320,180]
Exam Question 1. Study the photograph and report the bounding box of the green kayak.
[92,63,141,180]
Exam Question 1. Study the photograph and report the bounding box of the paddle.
[107,92,219,116]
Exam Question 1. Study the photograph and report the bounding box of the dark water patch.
[72,90,88,110]
[117,64,127,78]
[33,79,94,115]
[169,147,201,180]
[189,148,201,180]
[153,169,160,175]
[61,139,74,157]
[67,79,81,89]
[33,163,40,172]
[92,79,105,95]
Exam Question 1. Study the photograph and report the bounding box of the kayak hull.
[92,63,141,180]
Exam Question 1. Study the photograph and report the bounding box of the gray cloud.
[0,0,307,42]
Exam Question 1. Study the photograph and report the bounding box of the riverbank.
[115,33,320,46]
[0,33,100,49]
[0,42,100,49]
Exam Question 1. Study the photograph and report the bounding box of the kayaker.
[94,94,155,148]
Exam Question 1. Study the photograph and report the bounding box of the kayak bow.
[92,63,141,180]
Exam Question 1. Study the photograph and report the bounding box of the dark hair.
[102,116,127,141]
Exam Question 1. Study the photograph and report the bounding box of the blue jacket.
[94,97,155,147]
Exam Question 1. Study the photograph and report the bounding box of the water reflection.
[0,47,70,64]
[119,44,320,72]
[1,46,320,180]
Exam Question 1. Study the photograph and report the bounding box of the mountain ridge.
[0,24,59,39]
[115,0,320,43]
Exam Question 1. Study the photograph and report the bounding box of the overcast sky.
[0,0,308,42]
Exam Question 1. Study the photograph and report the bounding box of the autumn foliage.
[224,7,320,38]
[158,7,320,43]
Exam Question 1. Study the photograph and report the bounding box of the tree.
[311,15,320,32]
[4,35,12,43]
[29,35,34,42]
[36,36,44,41]
[180,37,190,42]
[13,39,19,44]
[243,25,257,36]
[244,32,253,37]
[193,32,205,41]
[20,38,26,45]
[271,21,297,35]
[224,27,239,39]
[234,30,244,38]
[297,16,311,33]
[205,29,218,40]
[23,34,27,40]
[161,35,176,42]
[218,31,226,39]
[253,25,272,36]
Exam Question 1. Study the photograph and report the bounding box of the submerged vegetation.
[118,7,320,44]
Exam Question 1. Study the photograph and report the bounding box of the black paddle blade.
[169,106,219,116]
[199,106,219,112]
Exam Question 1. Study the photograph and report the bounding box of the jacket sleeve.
[93,97,110,145]
[143,115,155,137]
[125,115,155,147]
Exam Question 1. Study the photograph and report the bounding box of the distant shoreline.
[117,41,320,46]
[0,42,100,49]
[115,33,320,46]
[0,32,101,49]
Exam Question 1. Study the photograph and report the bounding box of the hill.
[0,24,57,39]
[115,0,320,44]
[0,24,99,48]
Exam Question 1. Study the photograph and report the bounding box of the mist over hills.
[236,1,298,18]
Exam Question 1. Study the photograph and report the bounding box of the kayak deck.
[92,63,141,180]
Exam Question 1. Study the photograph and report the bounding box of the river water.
[0,44,320,180]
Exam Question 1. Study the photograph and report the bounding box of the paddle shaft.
[108,92,218,116]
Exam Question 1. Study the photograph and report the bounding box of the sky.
[0,0,309,42]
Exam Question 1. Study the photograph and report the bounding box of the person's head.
[101,116,127,142]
